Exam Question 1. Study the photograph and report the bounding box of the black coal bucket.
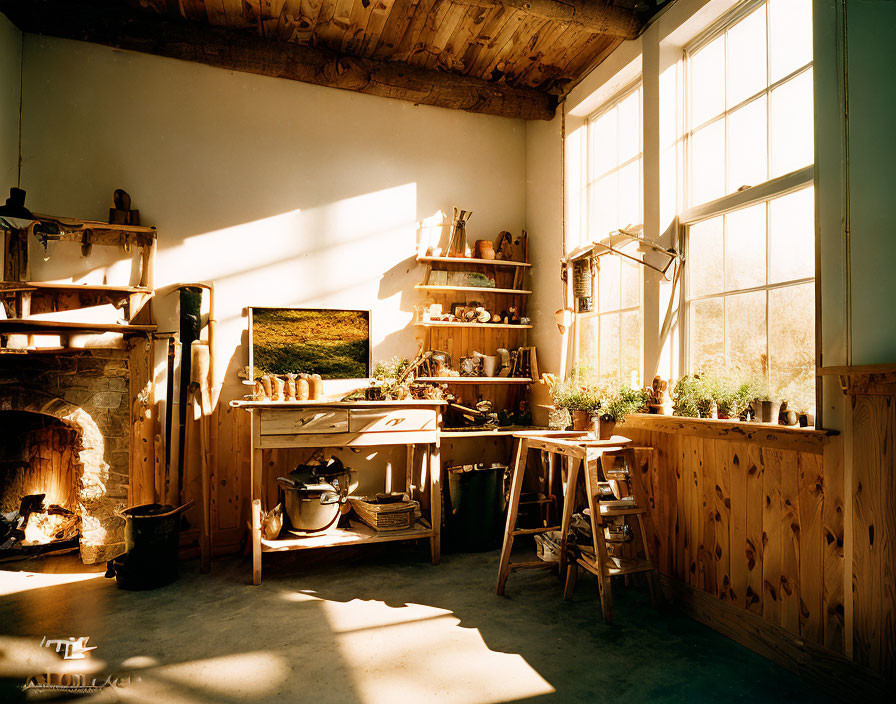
[109,501,193,590]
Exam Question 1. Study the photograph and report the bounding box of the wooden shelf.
[0,282,151,295]
[415,321,532,329]
[416,377,533,384]
[415,284,532,295]
[417,255,531,268]
[578,555,654,577]
[261,521,433,552]
[0,320,156,335]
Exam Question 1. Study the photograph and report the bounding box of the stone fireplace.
[0,350,131,563]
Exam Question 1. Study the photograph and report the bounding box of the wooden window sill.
[621,413,838,454]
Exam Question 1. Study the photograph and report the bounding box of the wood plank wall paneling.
[851,393,896,678]
[621,419,844,658]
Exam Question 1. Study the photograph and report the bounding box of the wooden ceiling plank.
[179,0,208,21]
[371,0,418,58]
[404,0,449,69]
[449,0,640,39]
[468,6,523,78]
[204,0,229,25]
[559,34,622,97]
[438,3,487,72]
[457,3,506,76]
[0,0,555,119]
[358,0,397,57]
[390,0,436,61]
[512,18,568,87]
[423,2,466,71]
[220,0,246,25]
[340,0,371,54]
[486,14,546,84]
[516,20,575,89]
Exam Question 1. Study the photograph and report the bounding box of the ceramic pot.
[475,240,495,260]
[548,407,571,431]
[572,410,589,431]
[481,355,498,376]
[754,400,782,423]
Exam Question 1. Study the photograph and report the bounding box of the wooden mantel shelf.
[0,282,152,295]
[622,413,837,454]
[417,255,531,268]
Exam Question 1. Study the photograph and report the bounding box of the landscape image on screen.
[251,308,370,379]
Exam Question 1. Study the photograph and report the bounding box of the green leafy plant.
[601,385,650,423]
[672,373,716,417]
[548,377,604,414]
[716,378,760,419]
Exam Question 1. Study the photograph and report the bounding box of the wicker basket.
[349,496,418,532]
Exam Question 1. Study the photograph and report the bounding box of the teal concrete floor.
[0,545,834,703]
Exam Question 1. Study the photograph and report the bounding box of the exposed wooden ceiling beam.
[449,0,643,39]
[0,0,557,120]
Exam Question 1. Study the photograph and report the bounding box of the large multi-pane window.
[579,255,642,387]
[578,83,643,384]
[683,0,815,414]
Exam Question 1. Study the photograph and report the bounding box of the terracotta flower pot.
[572,410,589,431]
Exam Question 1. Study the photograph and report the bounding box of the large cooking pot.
[276,476,343,532]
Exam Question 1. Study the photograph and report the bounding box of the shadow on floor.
[0,546,837,703]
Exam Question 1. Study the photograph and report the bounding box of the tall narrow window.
[578,82,643,385]
[683,0,815,414]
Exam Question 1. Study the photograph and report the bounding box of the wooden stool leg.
[585,456,614,623]
[430,437,441,565]
[563,561,578,601]
[558,456,580,579]
[496,438,528,595]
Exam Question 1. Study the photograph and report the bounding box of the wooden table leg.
[429,437,441,565]
[558,455,581,579]
[251,498,262,586]
[497,437,528,596]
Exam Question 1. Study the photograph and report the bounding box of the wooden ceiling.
[0,0,662,120]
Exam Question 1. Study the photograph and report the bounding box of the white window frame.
[577,80,645,385]
[678,0,815,405]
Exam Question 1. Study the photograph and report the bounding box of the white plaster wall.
[0,14,20,193]
[18,35,527,402]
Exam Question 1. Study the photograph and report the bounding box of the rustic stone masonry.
[0,350,131,563]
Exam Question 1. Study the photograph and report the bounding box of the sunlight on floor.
[283,590,555,704]
[0,569,105,597]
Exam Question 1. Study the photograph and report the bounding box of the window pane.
[769,0,812,84]
[725,290,768,381]
[726,5,768,108]
[690,35,725,127]
[590,172,618,242]
[617,89,641,164]
[727,96,768,192]
[770,69,814,178]
[621,258,640,309]
[598,254,621,312]
[599,313,621,384]
[769,187,814,283]
[617,159,642,229]
[725,202,767,291]
[690,118,725,206]
[769,283,815,412]
[590,108,618,178]
[688,217,723,297]
[621,311,641,387]
[578,315,599,370]
[690,298,725,375]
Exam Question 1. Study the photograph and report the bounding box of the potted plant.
[716,379,759,420]
[597,385,649,439]
[549,378,601,431]
[672,373,716,418]
[751,386,781,424]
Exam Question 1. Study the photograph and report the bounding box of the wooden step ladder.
[495,438,561,594]
[562,447,660,622]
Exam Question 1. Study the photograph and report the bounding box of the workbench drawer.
[349,408,438,433]
[259,409,349,435]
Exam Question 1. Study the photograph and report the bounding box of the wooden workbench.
[234,400,445,585]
